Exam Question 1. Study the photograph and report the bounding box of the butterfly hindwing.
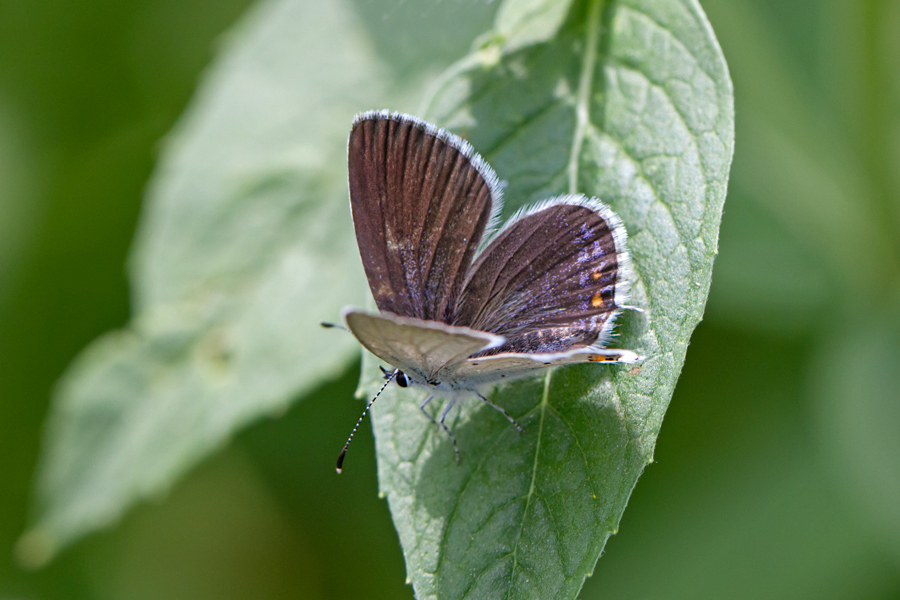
[452,347,642,386]
[348,111,501,322]
[451,195,632,357]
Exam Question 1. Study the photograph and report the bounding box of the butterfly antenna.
[336,369,397,474]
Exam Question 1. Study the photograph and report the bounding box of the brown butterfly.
[336,111,641,471]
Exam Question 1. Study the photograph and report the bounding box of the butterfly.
[335,110,641,471]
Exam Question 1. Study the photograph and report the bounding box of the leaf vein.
[568,0,605,194]
[434,408,525,578]
[459,554,515,600]
[546,404,600,501]
[506,369,552,598]
[531,490,568,577]
[617,4,719,85]
[483,99,566,158]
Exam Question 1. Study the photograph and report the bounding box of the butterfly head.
[393,369,444,390]
[379,366,423,388]
[395,371,410,387]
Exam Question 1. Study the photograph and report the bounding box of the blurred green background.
[1,0,899,598]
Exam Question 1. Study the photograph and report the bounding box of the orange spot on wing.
[591,293,604,308]
[588,354,615,363]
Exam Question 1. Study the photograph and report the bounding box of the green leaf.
[18,0,461,566]
[364,1,734,598]
[493,0,576,53]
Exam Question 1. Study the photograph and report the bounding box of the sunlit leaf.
[20,0,446,566]
[493,0,575,53]
[363,1,734,598]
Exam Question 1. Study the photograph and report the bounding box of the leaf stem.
[567,0,605,195]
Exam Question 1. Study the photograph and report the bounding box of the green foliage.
[361,1,733,598]
[6,0,899,598]
[20,0,733,590]
[17,0,424,565]
[16,0,509,571]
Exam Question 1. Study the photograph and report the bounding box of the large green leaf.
[16,0,372,566]
[363,1,733,598]
[18,0,500,567]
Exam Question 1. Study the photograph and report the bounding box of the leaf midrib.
[504,1,606,594]
[567,0,604,195]
[506,368,552,597]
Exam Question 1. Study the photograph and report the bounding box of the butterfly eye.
[396,372,409,388]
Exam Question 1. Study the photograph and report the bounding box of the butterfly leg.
[418,395,437,428]
[475,392,524,432]
[438,399,461,465]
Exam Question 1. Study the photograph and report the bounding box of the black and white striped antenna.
[335,369,397,473]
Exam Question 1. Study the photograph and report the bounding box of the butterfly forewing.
[348,111,499,322]
[452,196,630,356]
[343,309,504,382]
